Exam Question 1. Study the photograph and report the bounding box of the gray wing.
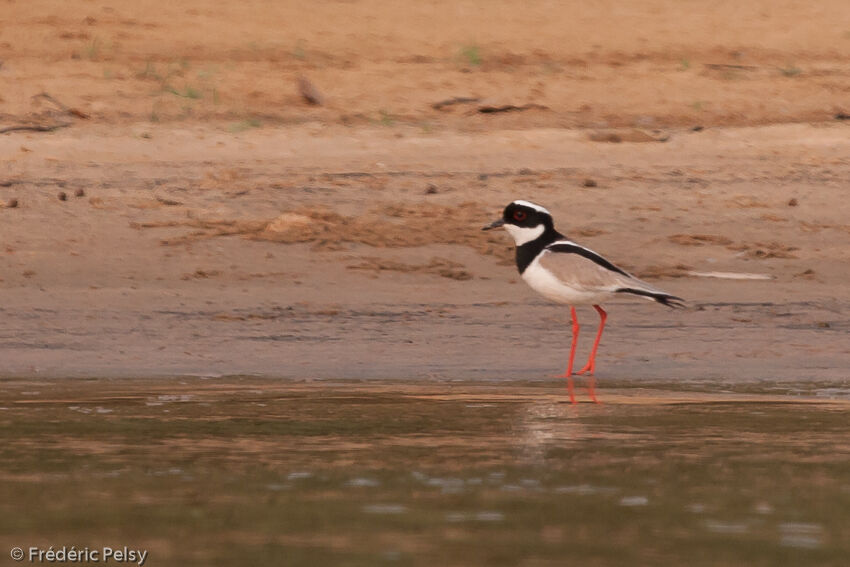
[539,242,683,306]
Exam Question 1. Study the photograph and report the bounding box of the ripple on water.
[287,471,313,480]
[425,477,465,493]
[619,496,649,507]
[154,394,194,402]
[444,511,505,523]
[475,511,505,522]
[362,504,407,515]
[346,478,381,488]
[703,520,749,535]
[779,522,824,549]
[555,484,616,496]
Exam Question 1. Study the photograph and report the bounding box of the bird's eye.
[513,210,527,222]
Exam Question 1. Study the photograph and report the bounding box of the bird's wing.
[538,241,663,295]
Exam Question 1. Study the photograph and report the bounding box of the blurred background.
[3,0,849,127]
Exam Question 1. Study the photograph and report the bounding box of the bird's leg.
[576,305,607,392]
[555,306,580,404]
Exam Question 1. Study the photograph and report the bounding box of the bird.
[483,200,684,403]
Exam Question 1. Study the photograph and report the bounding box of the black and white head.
[481,200,558,245]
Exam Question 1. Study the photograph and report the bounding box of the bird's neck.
[515,227,562,274]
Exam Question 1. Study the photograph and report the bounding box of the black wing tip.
[616,288,686,309]
[656,294,686,309]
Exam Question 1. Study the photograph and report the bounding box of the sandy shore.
[1,122,848,384]
[1,0,849,385]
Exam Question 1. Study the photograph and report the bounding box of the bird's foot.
[575,362,595,376]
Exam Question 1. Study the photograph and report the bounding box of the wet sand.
[2,123,849,383]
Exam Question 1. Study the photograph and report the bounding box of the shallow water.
[1,378,849,566]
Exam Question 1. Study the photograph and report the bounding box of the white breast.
[521,254,613,305]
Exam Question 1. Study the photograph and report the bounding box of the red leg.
[576,305,607,383]
[555,306,580,404]
[576,305,606,404]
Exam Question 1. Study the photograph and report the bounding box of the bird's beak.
[482,218,505,231]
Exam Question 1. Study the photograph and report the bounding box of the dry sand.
[1,0,849,386]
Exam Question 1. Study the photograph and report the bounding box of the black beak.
[482,218,504,231]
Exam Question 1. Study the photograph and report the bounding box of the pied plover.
[483,200,684,403]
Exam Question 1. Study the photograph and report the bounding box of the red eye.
[513,210,527,222]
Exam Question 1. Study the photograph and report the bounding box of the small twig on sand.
[431,96,481,110]
[155,196,183,206]
[474,103,548,114]
[0,122,72,134]
[32,92,90,119]
[297,76,324,106]
[703,63,758,71]
[687,271,773,280]
[0,92,87,135]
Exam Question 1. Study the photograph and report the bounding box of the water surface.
[1,378,848,566]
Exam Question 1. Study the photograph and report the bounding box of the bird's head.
[482,200,555,245]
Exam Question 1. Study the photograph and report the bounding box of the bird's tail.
[615,287,686,309]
